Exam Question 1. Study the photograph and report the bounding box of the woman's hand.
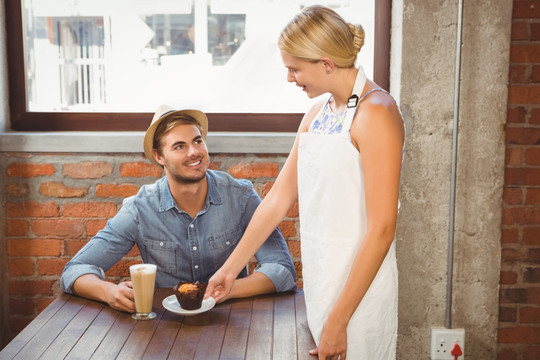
[204,269,238,303]
[309,315,348,360]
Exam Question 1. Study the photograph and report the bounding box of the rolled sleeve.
[253,262,297,292]
[60,264,106,294]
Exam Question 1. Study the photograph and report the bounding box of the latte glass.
[129,264,157,320]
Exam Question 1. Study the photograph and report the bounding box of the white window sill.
[0,132,296,154]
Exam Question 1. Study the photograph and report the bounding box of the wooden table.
[0,289,315,359]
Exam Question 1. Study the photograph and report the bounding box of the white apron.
[297,67,398,359]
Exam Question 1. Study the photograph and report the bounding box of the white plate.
[162,295,216,316]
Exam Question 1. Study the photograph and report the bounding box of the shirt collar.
[158,170,223,213]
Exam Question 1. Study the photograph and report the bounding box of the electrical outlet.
[430,327,465,360]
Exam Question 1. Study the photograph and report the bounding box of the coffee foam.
[130,264,156,274]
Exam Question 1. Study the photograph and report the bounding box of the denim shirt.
[61,170,297,293]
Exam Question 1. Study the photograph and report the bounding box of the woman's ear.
[321,57,334,74]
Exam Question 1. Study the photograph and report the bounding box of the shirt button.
[160,242,164,246]
[194,265,199,269]
[190,224,194,228]
[225,241,230,245]
[193,246,197,251]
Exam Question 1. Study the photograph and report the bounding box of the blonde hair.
[278,5,364,68]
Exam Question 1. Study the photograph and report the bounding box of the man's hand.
[72,274,136,313]
[105,281,136,313]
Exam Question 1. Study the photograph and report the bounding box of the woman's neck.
[328,67,360,113]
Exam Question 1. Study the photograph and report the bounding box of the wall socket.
[430,327,465,360]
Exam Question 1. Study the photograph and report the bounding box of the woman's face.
[280,51,327,98]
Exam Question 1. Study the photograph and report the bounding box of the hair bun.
[349,23,365,53]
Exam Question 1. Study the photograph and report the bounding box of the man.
[60,104,296,313]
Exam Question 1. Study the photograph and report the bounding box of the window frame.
[5,0,391,132]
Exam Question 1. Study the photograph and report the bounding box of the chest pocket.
[207,228,243,267]
[142,238,179,274]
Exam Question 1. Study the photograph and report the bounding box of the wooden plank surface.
[0,289,314,360]
[245,295,273,360]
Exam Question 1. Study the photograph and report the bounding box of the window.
[6,0,390,132]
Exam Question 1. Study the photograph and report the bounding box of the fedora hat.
[143,104,208,167]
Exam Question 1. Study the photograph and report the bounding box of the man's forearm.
[72,274,115,303]
[221,272,276,302]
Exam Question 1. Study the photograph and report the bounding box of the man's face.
[153,124,209,184]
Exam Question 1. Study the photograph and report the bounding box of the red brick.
[95,183,139,198]
[9,298,34,316]
[105,259,140,277]
[62,202,118,218]
[500,288,527,304]
[228,162,279,179]
[524,227,540,245]
[286,201,299,218]
[7,163,55,178]
[507,106,527,124]
[294,260,303,279]
[501,248,522,262]
[36,298,55,314]
[498,326,540,344]
[5,183,30,197]
[527,287,540,304]
[502,207,540,225]
[505,147,523,166]
[525,148,540,165]
[7,239,63,256]
[86,220,108,236]
[5,219,30,236]
[8,258,34,276]
[499,306,517,322]
[511,64,529,83]
[9,279,55,296]
[532,108,540,124]
[524,345,540,360]
[508,85,540,104]
[37,258,69,275]
[65,239,88,256]
[513,1,540,19]
[278,220,297,238]
[286,240,301,258]
[526,188,540,205]
[500,270,518,285]
[505,167,540,186]
[533,65,540,83]
[497,347,518,360]
[501,228,519,244]
[32,219,84,237]
[119,162,163,178]
[125,246,141,258]
[532,23,540,41]
[6,201,59,217]
[62,161,113,179]
[262,181,274,197]
[506,127,540,145]
[513,21,529,41]
[524,267,540,283]
[526,248,540,262]
[39,182,87,198]
[209,161,221,170]
[503,187,523,205]
[520,307,540,323]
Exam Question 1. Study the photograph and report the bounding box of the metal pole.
[446,0,464,330]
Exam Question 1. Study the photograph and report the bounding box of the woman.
[206,5,405,359]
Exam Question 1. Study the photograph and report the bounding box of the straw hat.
[143,104,208,167]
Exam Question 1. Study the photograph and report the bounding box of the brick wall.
[1,152,299,344]
[498,1,540,359]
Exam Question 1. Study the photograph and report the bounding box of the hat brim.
[143,109,208,168]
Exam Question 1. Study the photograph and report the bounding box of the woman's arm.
[206,103,322,301]
[315,90,405,358]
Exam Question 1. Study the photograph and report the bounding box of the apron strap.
[342,67,367,133]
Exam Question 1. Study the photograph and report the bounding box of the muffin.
[173,281,207,310]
